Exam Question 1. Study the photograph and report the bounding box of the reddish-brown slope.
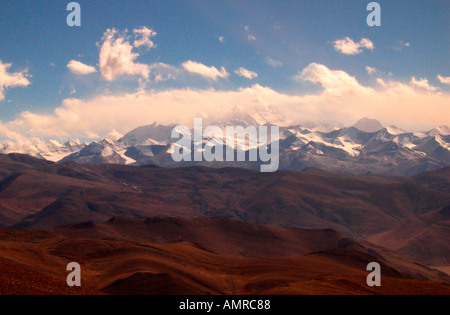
[0,258,96,295]
[368,205,450,266]
[0,232,448,295]
[51,217,364,258]
[0,218,449,295]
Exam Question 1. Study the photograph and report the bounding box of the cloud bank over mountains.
[1,62,448,143]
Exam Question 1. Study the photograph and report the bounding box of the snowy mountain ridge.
[1,118,449,176]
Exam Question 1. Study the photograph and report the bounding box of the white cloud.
[438,75,450,85]
[410,77,437,92]
[67,60,97,75]
[296,63,374,97]
[133,26,157,49]
[366,66,377,75]
[393,40,410,51]
[0,61,31,102]
[98,28,151,81]
[105,130,123,141]
[265,57,283,67]
[333,37,375,55]
[182,61,229,80]
[235,67,258,80]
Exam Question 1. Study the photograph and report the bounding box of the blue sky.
[0,0,449,141]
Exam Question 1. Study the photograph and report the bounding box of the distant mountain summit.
[386,126,407,135]
[352,118,384,133]
[427,126,450,137]
[119,123,176,146]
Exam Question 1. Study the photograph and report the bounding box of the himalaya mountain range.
[0,116,449,176]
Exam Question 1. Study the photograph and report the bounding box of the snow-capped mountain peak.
[119,123,176,146]
[427,126,450,137]
[0,139,86,162]
[386,126,407,135]
[352,118,384,133]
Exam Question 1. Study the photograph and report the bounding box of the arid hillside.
[0,218,449,295]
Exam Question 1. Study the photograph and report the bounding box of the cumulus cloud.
[98,28,151,81]
[438,75,450,85]
[182,61,229,80]
[366,66,377,75]
[72,27,232,84]
[133,26,157,49]
[296,63,374,97]
[0,61,31,102]
[265,57,283,67]
[333,37,375,55]
[67,60,97,75]
[410,77,437,92]
[235,67,258,80]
